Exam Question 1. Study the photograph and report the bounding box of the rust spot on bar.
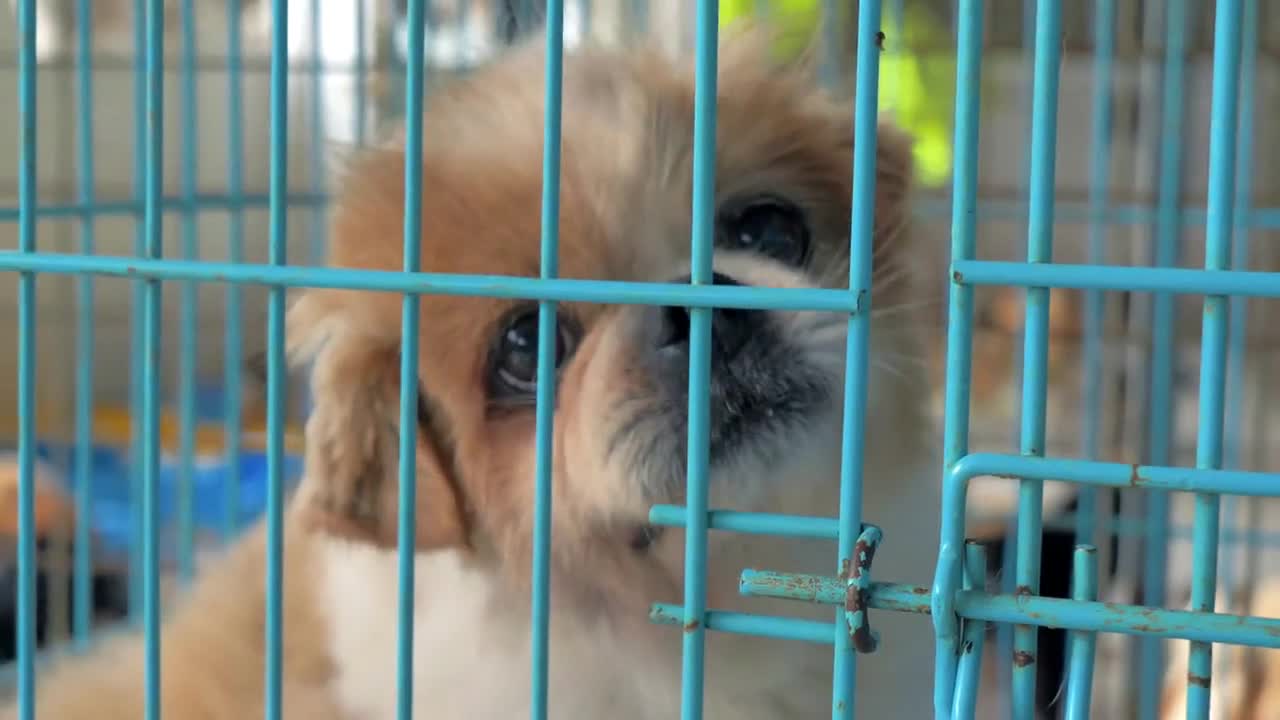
[952,270,964,283]
[1015,585,1033,598]
[1013,651,1035,668]
[1187,673,1211,689]
[1129,463,1142,487]
[844,526,882,653]
[683,619,700,633]
[875,31,886,51]
[912,586,931,595]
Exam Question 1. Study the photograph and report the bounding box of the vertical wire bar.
[16,0,38,715]
[177,0,200,585]
[129,0,148,627]
[832,1,883,717]
[1012,3,1063,716]
[680,2,718,718]
[951,542,989,720]
[997,500,1016,717]
[933,0,984,715]
[530,0,565,717]
[142,0,167,714]
[1223,0,1257,473]
[1001,3,1039,706]
[1219,0,1258,611]
[1186,0,1244,715]
[1083,0,1114,667]
[355,0,368,147]
[73,0,97,648]
[264,0,290,716]
[309,0,327,265]
[396,2,426,718]
[1077,0,1117,547]
[223,0,246,542]
[1064,545,1100,719]
[1137,3,1187,715]
[1017,0,1035,217]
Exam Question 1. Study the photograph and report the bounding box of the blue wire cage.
[3,0,1280,719]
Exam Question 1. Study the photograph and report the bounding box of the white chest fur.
[317,457,939,720]
[318,540,845,720]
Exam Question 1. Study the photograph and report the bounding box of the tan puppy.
[4,31,936,719]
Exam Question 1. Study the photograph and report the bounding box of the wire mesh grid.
[2,0,1280,719]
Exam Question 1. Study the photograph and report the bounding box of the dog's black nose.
[653,272,756,361]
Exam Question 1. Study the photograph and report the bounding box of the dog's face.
[288,33,921,617]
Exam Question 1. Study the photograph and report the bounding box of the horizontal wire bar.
[649,605,836,644]
[10,253,1277,308]
[952,453,1280,497]
[952,259,1280,298]
[648,577,1280,650]
[648,506,839,539]
[10,197,1280,227]
[0,252,860,311]
[914,198,1280,228]
[953,592,1280,649]
[0,57,396,75]
[0,193,326,220]
[658,504,1280,546]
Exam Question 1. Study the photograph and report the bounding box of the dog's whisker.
[872,322,945,335]
[874,352,933,372]
[871,299,941,320]
[872,359,911,382]
[870,267,912,295]
[799,325,851,347]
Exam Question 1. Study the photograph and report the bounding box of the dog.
[3,30,937,719]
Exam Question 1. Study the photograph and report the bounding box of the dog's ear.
[717,17,918,226]
[287,291,470,551]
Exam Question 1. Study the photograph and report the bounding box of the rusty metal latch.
[845,524,883,654]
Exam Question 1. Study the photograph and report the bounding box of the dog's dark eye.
[717,197,810,266]
[490,308,578,400]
